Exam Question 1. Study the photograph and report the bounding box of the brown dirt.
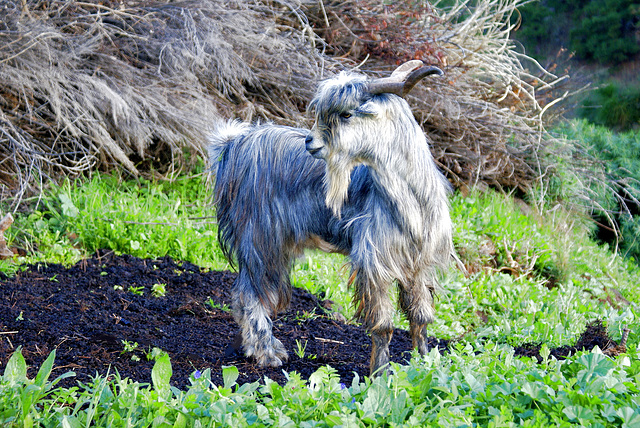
[0,251,615,390]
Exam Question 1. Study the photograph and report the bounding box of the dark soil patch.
[0,251,447,389]
[513,319,616,362]
[0,251,617,390]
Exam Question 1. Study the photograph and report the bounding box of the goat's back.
[209,122,340,262]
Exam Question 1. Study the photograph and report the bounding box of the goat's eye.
[339,112,352,119]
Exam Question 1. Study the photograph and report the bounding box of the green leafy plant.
[151,283,167,297]
[206,298,231,312]
[579,82,640,131]
[121,340,138,353]
[2,346,639,427]
[295,310,319,323]
[294,339,308,359]
[294,339,317,360]
[128,286,144,296]
[558,119,640,260]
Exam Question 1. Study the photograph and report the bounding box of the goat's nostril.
[304,135,313,144]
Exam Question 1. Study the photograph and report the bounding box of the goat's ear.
[356,100,380,117]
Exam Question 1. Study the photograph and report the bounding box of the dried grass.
[1,0,572,209]
[0,0,336,207]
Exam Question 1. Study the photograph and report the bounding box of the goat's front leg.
[370,325,393,376]
[232,272,288,367]
[354,274,395,377]
[398,281,435,356]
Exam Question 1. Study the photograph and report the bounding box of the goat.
[208,60,453,376]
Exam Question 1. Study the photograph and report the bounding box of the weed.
[294,339,307,359]
[146,347,165,361]
[128,286,144,296]
[120,340,140,361]
[121,340,138,354]
[295,310,319,323]
[151,283,167,297]
[5,346,639,427]
[206,298,231,312]
[294,339,316,360]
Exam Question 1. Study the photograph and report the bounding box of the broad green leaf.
[324,414,343,427]
[463,372,485,395]
[151,352,172,399]
[59,193,79,218]
[521,382,550,402]
[617,406,640,428]
[61,415,82,428]
[563,405,594,423]
[34,349,56,388]
[222,365,239,390]
[23,414,33,428]
[3,347,27,384]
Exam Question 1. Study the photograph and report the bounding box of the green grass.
[8,172,229,270]
[1,172,639,426]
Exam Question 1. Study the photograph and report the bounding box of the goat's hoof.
[255,353,287,367]
[247,337,289,367]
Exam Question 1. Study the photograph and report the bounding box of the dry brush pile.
[0,0,569,208]
[302,0,572,192]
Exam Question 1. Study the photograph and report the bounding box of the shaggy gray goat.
[208,60,453,376]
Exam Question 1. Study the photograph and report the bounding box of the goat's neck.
[368,144,434,237]
[370,138,433,202]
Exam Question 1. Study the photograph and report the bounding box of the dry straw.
[0,0,569,209]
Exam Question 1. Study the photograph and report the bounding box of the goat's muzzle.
[305,134,325,159]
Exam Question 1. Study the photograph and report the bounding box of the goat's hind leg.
[232,271,288,367]
[398,280,436,356]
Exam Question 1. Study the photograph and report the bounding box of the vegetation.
[514,0,639,64]
[1,172,638,426]
[558,120,640,262]
[578,82,640,132]
[1,0,640,425]
[2,344,639,427]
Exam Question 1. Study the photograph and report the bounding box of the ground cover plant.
[0,173,639,426]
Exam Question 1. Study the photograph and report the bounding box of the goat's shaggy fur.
[208,68,453,375]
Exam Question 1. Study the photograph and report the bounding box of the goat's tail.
[207,120,252,175]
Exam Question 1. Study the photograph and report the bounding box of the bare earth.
[0,251,612,390]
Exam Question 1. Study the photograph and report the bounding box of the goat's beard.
[323,152,355,218]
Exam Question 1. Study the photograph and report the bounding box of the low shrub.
[579,81,640,131]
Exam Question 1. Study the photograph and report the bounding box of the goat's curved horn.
[368,61,443,97]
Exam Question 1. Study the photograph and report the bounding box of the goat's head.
[305,60,443,216]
